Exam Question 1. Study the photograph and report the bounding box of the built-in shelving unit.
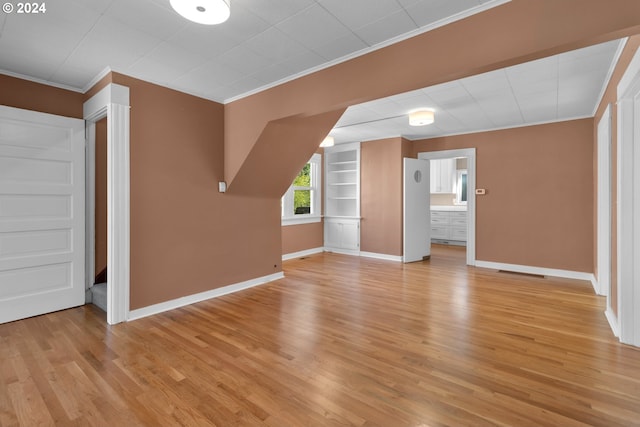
[324,142,360,254]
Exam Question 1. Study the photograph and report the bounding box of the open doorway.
[90,118,108,312]
[417,149,476,266]
[83,83,131,325]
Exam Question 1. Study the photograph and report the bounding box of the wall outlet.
[476,188,486,195]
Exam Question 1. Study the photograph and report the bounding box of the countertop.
[431,205,467,212]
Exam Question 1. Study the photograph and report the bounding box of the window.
[455,169,468,205]
[282,153,321,225]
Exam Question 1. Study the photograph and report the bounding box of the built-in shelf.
[325,142,361,254]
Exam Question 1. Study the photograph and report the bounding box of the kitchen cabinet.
[430,209,467,245]
[430,158,456,193]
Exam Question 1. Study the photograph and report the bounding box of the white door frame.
[83,83,131,325]
[597,104,612,299]
[617,47,640,347]
[417,148,476,266]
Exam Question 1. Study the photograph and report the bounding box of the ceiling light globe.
[409,110,435,126]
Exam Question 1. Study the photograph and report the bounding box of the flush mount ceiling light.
[409,109,435,126]
[170,0,230,25]
[320,135,335,147]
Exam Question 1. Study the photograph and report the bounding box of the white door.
[0,106,85,324]
[403,158,430,263]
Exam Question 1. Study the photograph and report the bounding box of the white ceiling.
[0,0,502,101]
[0,0,625,142]
[333,39,623,143]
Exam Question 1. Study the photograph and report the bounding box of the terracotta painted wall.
[0,74,83,118]
[225,0,640,199]
[592,35,640,317]
[95,118,107,279]
[413,119,595,273]
[108,73,282,310]
[360,137,413,257]
[281,150,325,257]
[282,222,324,256]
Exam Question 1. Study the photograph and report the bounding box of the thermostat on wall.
[476,189,486,195]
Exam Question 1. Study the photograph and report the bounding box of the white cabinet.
[325,142,360,254]
[325,218,360,252]
[430,158,456,193]
[431,210,467,245]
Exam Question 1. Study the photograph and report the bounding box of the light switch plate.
[218,181,227,193]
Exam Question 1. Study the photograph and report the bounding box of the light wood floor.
[1,245,639,426]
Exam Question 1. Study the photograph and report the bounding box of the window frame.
[282,153,322,226]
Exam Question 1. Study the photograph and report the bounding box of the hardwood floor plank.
[1,245,640,426]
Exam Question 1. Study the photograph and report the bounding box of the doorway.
[83,83,131,325]
[417,148,476,266]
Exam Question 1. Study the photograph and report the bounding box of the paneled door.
[0,106,85,323]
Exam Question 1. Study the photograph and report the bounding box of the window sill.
[282,215,322,226]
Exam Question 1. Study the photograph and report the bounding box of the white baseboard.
[590,274,603,295]
[605,307,620,337]
[128,272,284,321]
[359,251,403,262]
[282,247,324,261]
[475,260,593,282]
[324,247,360,256]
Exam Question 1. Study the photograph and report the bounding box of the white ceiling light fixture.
[409,109,435,126]
[320,136,335,147]
[170,0,230,25]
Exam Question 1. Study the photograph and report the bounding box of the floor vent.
[498,270,545,279]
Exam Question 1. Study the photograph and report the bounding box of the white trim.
[360,252,403,262]
[605,307,621,337]
[282,153,321,222]
[590,274,599,295]
[592,38,628,117]
[596,104,612,297]
[85,121,96,299]
[475,260,593,282]
[128,272,284,321]
[83,84,130,121]
[0,69,83,93]
[83,83,131,325]
[223,0,511,104]
[324,247,361,257]
[418,148,476,266]
[616,45,640,346]
[106,103,131,325]
[282,247,324,261]
[281,216,321,226]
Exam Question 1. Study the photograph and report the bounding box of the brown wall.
[413,119,595,273]
[95,118,108,279]
[360,138,411,256]
[282,222,324,255]
[281,149,325,256]
[225,0,640,199]
[107,73,282,310]
[592,35,640,316]
[0,74,83,118]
